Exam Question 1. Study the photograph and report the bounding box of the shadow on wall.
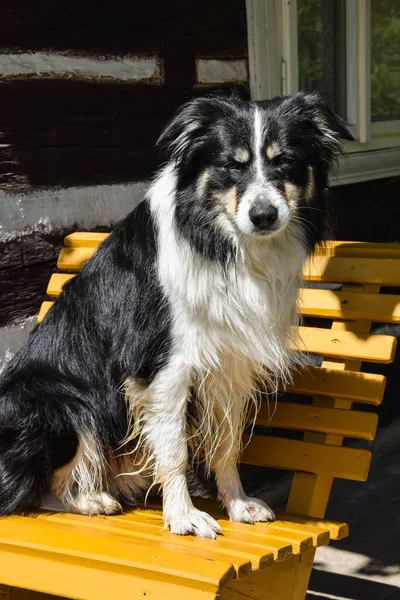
[333,177,400,243]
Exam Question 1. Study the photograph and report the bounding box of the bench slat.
[188,500,342,543]
[284,366,386,405]
[46,276,400,325]
[36,512,272,572]
[65,232,109,247]
[275,513,349,541]
[114,510,306,557]
[58,246,95,271]
[299,288,400,322]
[303,256,400,285]
[58,246,400,286]
[242,435,371,481]
[105,503,329,551]
[46,274,400,325]
[314,241,400,258]
[261,402,378,440]
[296,326,396,363]
[37,301,396,363]
[0,551,216,600]
[37,301,54,322]
[47,273,75,296]
[0,516,234,591]
[64,234,400,259]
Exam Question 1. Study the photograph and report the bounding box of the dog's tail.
[0,363,92,515]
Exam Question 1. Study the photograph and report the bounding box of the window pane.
[298,0,346,118]
[371,0,400,120]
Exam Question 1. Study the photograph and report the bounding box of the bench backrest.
[38,234,399,520]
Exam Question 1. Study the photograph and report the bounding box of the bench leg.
[219,548,315,600]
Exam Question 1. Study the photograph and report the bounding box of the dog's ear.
[297,91,354,144]
[157,97,227,164]
[281,92,354,172]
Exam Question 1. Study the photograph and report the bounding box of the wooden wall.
[0,0,249,332]
[0,0,249,190]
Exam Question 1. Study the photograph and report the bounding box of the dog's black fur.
[0,92,353,518]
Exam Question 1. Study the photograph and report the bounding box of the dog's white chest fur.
[121,166,308,475]
[151,165,306,381]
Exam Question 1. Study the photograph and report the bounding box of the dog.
[0,92,352,538]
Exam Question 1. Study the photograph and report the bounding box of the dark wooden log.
[0,0,247,57]
[0,233,64,325]
[0,81,249,190]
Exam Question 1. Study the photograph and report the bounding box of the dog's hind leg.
[52,430,122,516]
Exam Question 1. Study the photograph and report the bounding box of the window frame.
[245,0,400,185]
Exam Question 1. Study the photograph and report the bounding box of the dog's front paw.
[168,508,222,539]
[227,496,275,524]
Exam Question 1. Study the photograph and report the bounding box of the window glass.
[297,0,347,117]
[371,0,400,120]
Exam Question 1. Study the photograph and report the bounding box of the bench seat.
[0,505,347,600]
[1,236,398,600]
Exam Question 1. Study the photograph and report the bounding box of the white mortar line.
[0,52,161,82]
[196,58,248,84]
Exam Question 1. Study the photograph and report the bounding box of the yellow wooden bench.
[1,235,399,600]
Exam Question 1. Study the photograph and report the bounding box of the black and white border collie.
[0,92,352,538]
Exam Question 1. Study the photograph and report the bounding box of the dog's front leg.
[142,360,221,539]
[214,447,275,524]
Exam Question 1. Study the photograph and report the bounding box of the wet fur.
[0,92,352,536]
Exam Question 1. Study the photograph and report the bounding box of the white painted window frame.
[245,0,400,185]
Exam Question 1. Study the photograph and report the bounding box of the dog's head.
[158,92,353,249]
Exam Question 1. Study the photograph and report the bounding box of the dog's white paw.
[227,496,275,524]
[168,508,222,539]
[73,492,122,516]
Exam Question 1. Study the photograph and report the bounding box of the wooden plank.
[275,513,349,541]
[296,326,396,363]
[63,237,400,257]
[315,241,400,259]
[64,232,109,247]
[57,246,400,286]
[284,366,386,405]
[36,512,264,575]
[37,302,397,364]
[0,548,216,600]
[46,273,76,296]
[57,246,95,270]
[37,301,53,323]
[47,271,400,324]
[116,511,292,561]
[0,0,247,57]
[259,402,378,440]
[177,499,331,548]
[241,435,371,481]
[299,288,400,323]
[303,256,400,285]
[0,516,235,592]
[60,237,400,256]
[0,79,248,191]
[0,80,180,190]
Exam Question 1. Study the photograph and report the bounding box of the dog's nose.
[249,204,278,230]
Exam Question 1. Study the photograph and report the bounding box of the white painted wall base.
[0,317,36,373]
[0,181,147,240]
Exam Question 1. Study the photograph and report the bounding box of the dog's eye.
[272,155,295,168]
[223,161,245,172]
